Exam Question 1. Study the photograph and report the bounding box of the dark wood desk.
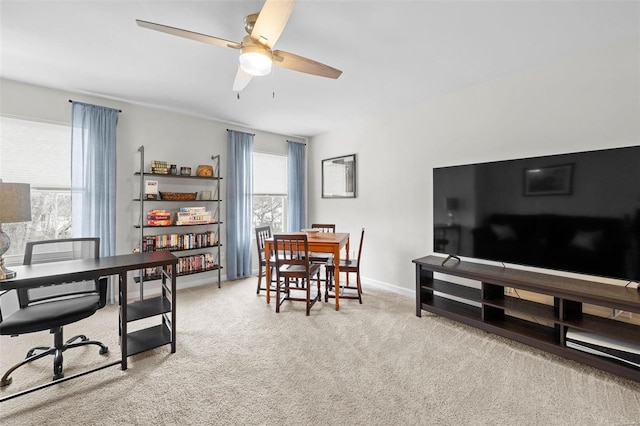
[0,251,177,401]
[264,232,350,310]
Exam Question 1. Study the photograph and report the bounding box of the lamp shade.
[239,51,272,76]
[0,182,32,223]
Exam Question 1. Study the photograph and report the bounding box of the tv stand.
[441,254,460,266]
[413,255,640,382]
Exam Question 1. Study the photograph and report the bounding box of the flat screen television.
[433,145,640,282]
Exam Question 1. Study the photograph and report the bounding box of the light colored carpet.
[1,278,639,425]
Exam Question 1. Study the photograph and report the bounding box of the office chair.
[273,233,321,315]
[0,237,109,386]
[326,228,365,304]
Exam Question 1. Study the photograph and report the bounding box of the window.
[252,152,287,233]
[0,116,72,266]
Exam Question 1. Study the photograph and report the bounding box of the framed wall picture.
[322,154,356,198]
[523,163,574,196]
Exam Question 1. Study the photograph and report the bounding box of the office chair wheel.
[99,346,109,355]
[53,365,64,380]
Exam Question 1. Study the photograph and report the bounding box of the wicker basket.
[159,191,197,201]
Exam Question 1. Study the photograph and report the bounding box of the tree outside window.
[253,152,287,233]
[0,116,72,265]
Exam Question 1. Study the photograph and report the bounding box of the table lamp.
[0,181,32,280]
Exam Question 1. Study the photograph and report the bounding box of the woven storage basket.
[159,192,197,201]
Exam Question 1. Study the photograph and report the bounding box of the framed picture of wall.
[322,154,356,198]
[523,163,573,196]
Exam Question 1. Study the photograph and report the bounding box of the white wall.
[0,78,305,292]
[308,37,640,295]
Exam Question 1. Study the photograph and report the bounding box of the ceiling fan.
[136,0,342,92]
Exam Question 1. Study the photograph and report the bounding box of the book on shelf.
[140,252,217,279]
[147,209,173,226]
[142,231,218,252]
[147,220,172,226]
[144,180,158,200]
[176,208,212,225]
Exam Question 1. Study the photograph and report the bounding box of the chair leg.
[276,277,282,313]
[357,272,363,304]
[1,346,57,387]
[1,327,109,387]
[306,279,311,316]
[66,336,109,355]
[256,265,264,294]
[26,345,51,358]
[325,269,332,302]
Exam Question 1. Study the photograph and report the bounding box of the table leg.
[333,244,340,311]
[120,272,128,370]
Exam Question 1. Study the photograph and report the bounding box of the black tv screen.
[433,145,640,281]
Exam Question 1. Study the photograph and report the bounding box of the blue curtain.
[71,101,118,302]
[226,130,254,279]
[287,141,306,232]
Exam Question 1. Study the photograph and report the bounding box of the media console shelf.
[413,255,640,382]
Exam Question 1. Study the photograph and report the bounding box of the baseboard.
[361,276,414,298]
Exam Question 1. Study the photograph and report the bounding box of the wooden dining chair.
[311,223,335,233]
[326,228,365,304]
[273,233,322,315]
[309,223,336,282]
[255,225,276,294]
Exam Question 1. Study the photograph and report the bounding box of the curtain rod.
[69,99,122,113]
[287,140,306,145]
[226,128,255,136]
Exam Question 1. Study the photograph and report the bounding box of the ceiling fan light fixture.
[239,51,272,76]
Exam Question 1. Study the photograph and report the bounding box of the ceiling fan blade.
[136,19,241,49]
[272,50,342,79]
[232,66,254,92]
[250,0,296,48]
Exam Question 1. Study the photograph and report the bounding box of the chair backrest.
[255,225,272,262]
[20,237,103,308]
[273,233,311,278]
[311,223,335,233]
[355,228,365,267]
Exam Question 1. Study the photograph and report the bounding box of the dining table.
[264,232,350,310]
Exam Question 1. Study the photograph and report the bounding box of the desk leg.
[170,265,176,353]
[120,272,128,370]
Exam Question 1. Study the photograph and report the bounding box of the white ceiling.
[1,1,638,138]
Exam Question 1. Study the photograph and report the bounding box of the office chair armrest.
[0,289,12,323]
[97,277,108,308]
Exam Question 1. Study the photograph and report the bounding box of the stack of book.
[147,209,172,226]
[176,207,213,225]
[150,160,169,174]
